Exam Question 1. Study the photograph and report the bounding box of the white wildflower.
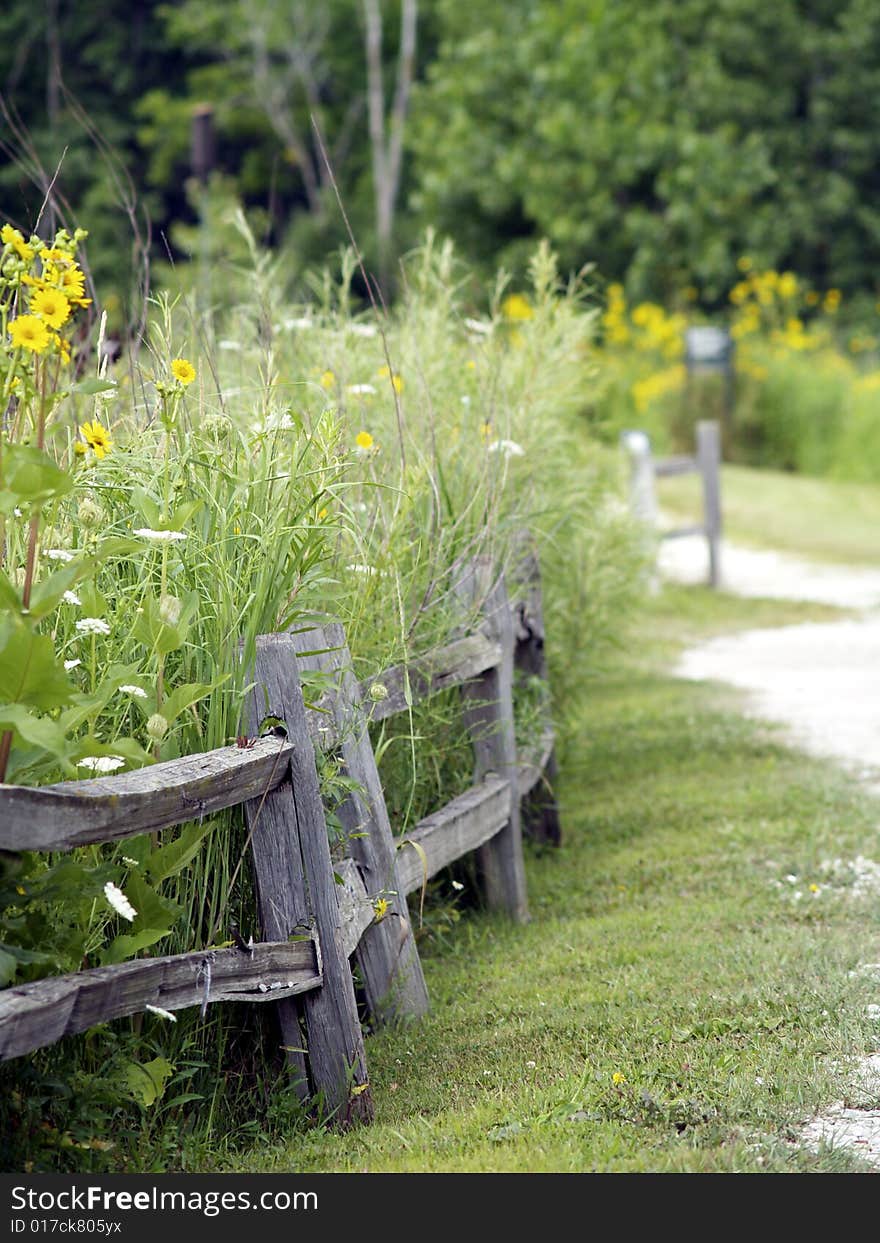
[13,507,22,517]
[119,685,148,699]
[349,322,378,337]
[464,317,492,336]
[284,317,314,331]
[526,1060,536,1069]
[62,590,81,606]
[64,659,81,671]
[45,549,75,562]
[218,339,242,352]
[487,439,525,458]
[346,384,377,396]
[461,395,471,405]
[78,755,126,774]
[76,617,111,636]
[103,880,137,922]
[451,880,465,891]
[121,856,140,867]
[347,563,378,576]
[133,528,187,543]
[145,1004,177,1022]
[867,1005,880,1020]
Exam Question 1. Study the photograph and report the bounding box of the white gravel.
[660,531,880,1167]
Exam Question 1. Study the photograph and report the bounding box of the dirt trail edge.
[663,532,880,1169]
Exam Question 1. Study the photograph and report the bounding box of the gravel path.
[661,532,880,1167]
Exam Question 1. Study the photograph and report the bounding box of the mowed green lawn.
[218,585,880,1173]
[657,462,880,565]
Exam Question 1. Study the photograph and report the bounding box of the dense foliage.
[5,1,880,311]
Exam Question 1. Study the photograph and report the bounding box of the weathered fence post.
[510,532,561,847]
[455,559,529,922]
[696,419,722,589]
[621,429,658,527]
[244,633,372,1124]
[291,624,430,1027]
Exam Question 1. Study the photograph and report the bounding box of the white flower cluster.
[133,528,187,543]
[104,880,137,922]
[78,755,126,773]
[76,617,111,636]
[487,439,525,458]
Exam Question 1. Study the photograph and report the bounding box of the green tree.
[408,0,880,302]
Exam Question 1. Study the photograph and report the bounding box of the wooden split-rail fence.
[621,419,722,588]
[0,534,560,1126]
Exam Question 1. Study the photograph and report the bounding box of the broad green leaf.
[0,703,68,754]
[0,443,73,508]
[73,377,118,396]
[124,871,183,933]
[0,618,73,708]
[146,821,212,883]
[130,486,161,531]
[28,560,91,620]
[161,680,220,725]
[100,928,172,966]
[0,569,21,613]
[118,1056,174,1108]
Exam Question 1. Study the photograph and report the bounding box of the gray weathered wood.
[509,532,562,846]
[0,939,321,1061]
[0,737,293,853]
[292,624,429,1026]
[246,634,372,1124]
[360,632,503,724]
[621,429,658,526]
[654,455,697,477]
[335,857,377,960]
[454,559,529,921]
[396,776,510,896]
[697,419,722,588]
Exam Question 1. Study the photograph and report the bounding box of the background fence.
[0,531,560,1127]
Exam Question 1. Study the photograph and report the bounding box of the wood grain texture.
[509,531,562,846]
[246,634,373,1124]
[0,737,293,852]
[335,857,376,960]
[396,776,510,896]
[360,632,503,723]
[455,559,529,922]
[292,624,429,1026]
[0,939,320,1061]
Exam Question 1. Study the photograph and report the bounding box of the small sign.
[685,326,733,369]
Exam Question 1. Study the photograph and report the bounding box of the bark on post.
[510,532,562,846]
[454,558,529,922]
[291,624,429,1026]
[696,419,722,589]
[245,634,372,1125]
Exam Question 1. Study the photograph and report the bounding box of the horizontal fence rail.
[0,530,561,1127]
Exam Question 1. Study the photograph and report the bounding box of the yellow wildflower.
[1,223,34,262]
[30,287,71,329]
[355,430,374,452]
[612,1072,627,1085]
[77,420,112,460]
[372,897,390,922]
[320,369,336,390]
[737,256,752,272]
[171,358,196,386]
[9,315,50,354]
[501,292,534,321]
[479,421,493,442]
[377,364,403,394]
[824,289,842,313]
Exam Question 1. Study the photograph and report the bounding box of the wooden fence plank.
[455,559,529,922]
[0,939,321,1061]
[510,532,562,846]
[360,632,503,724]
[697,419,722,588]
[292,624,430,1027]
[396,776,510,896]
[246,634,372,1124]
[0,737,293,852]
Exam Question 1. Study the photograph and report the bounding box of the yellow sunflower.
[77,420,113,460]
[9,315,50,354]
[30,287,71,329]
[171,358,196,386]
